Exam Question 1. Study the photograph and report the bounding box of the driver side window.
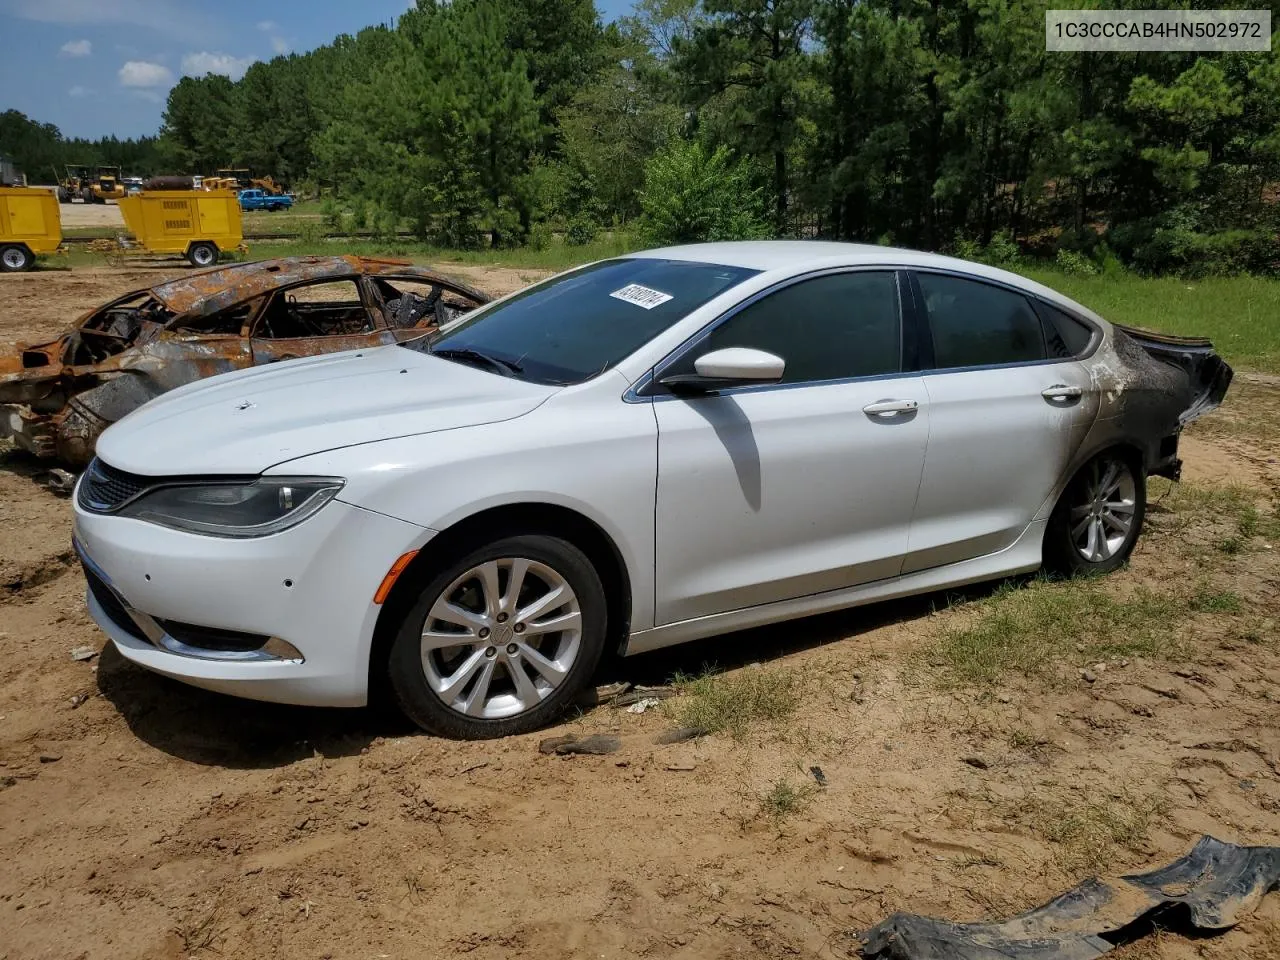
[669,271,902,385]
[254,279,371,339]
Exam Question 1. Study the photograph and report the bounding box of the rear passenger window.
[1039,303,1095,357]
[918,273,1046,369]
[684,271,901,384]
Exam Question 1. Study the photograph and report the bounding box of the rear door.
[250,277,393,364]
[903,271,1099,573]
[653,269,930,624]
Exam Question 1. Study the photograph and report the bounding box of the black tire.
[186,242,218,268]
[386,533,608,739]
[57,188,71,204]
[1044,451,1146,577]
[0,245,33,272]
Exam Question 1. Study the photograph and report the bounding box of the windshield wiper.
[429,346,523,377]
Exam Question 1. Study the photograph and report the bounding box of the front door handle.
[1042,384,1083,402]
[863,399,919,417]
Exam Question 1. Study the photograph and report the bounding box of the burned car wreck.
[0,255,490,465]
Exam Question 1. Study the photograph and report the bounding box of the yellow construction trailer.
[117,189,244,266]
[0,186,62,272]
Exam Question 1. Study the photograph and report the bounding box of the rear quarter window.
[1039,302,1096,357]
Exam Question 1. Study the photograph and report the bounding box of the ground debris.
[70,646,97,662]
[858,836,1280,959]
[612,685,675,708]
[538,734,621,756]
[653,726,706,745]
[625,697,663,714]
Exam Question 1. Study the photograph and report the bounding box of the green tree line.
[5,0,1280,273]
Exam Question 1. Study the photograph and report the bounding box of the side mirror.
[659,347,786,393]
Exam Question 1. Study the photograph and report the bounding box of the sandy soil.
[55,201,127,230]
[1,268,1278,960]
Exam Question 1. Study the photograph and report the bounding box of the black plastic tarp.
[859,836,1280,960]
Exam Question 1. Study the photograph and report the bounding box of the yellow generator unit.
[117,189,244,266]
[0,186,62,272]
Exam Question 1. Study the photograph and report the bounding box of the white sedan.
[72,242,1231,738]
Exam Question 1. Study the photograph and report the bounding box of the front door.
[903,271,1099,572]
[652,270,929,625]
[250,277,393,364]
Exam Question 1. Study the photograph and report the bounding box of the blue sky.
[0,0,634,140]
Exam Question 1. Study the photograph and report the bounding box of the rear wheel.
[1045,452,1145,576]
[186,242,217,268]
[0,245,33,272]
[386,534,607,739]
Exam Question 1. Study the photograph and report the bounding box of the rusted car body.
[0,256,490,465]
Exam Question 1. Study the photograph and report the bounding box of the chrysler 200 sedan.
[71,242,1231,739]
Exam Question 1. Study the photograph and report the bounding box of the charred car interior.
[0,256,490,465]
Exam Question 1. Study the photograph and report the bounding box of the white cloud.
[118,59,173,88]
[60,38,92,56]
[11,0,221,42]
[181,50,254,80]
[68,84,93,97]
[255,20,276,32]
[270,36,289,55]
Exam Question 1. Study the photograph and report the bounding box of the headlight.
[120,477,344,538]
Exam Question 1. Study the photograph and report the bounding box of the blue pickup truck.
[238,189,293,212]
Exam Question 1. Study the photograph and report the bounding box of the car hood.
[94,345,558,476]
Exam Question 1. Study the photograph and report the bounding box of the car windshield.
[412,258,759,385]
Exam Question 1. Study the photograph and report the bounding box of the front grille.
[81,560,148,643]
[77,458,154,513]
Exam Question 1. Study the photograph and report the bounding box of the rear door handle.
[1042,385,1083,402]
[863,399,919,417]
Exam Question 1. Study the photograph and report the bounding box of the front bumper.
[74,497,432,707]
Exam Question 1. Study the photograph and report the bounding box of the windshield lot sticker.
[610,284,673,310]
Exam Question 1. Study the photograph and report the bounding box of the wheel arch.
[1037,432,1151,526]
[367,501,633,703]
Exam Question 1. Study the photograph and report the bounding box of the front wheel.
[386,534,607,739]
[0,245,33,272]
[1044,452,1145,576]
[186,242,217,267]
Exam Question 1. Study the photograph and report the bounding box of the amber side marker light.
[374,551,419,605]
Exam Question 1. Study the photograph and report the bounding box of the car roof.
[149,255,491,317]
[626,241,1105,324]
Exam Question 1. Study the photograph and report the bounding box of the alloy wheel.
[1070,457,1137,563]
[419,557,582,719]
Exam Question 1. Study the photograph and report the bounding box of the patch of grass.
[1216,535,1245,555]
[1006,789,1166,874]
[1021,267,1280,374]
[668,666,800,741]
[1006,728,1043,751]
[1189,587,1244,614]
[921,577,1185,686]
[756,778,816,826]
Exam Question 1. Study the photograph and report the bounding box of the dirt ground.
[54,200,127,230]
[1,268,1278,960]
